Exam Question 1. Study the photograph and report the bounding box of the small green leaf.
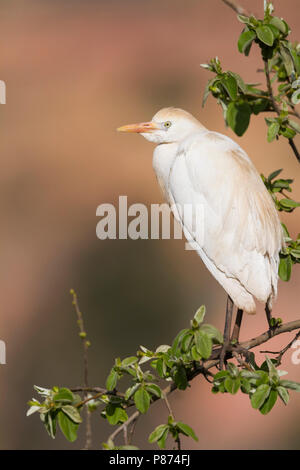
[267,121,280,142]
[148,424,169,443]
[256,25,274,46]
[146,384,162,398]
[157,428,169,449]
[259,389,278,415]
[176,422,198,441]
[289,120,300,133]
[291,89,300,105]
[122,356,138,367]
[226,102,251,136]
[279,127,296,139]
[174,364,188,390]
[238,30,256,55]
[280,199,300,209]
[106,404,128,425]
[269,16,287,34]
[277,386,289,405]
[58,410,78,442]
[200,324,223,344]
[106,368,118,391]
[280,380,300,392]
[268,168,282,181]
[53,388,74,404]
[194,305,206,325]
[194,330,212,359]
[278,255,292,281]
[222,74,238,100]
[61,405,82,424]
[134,387,150,414]
[251,384,271,409]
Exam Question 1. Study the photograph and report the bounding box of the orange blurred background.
[0,0,300,449]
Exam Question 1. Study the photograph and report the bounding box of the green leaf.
[106,404,128,425]
[279,127,296,139]
[268,169,282,181]
[200,324,223,344]
[291,89,300,105]
[277,386,289,405]
[280,199,300,209]
[256,25,274,46]
[106,368,118,391]
[289,120,300,134]
[226,102,251,136]
[202,78,215,107]
[53,388,74,404]
[191,345,202,361]
[269,16,287,34]
[176,422,198,441]
[259,389,278,414]
[194,330,212,359]
[122,356,138,367]
[157,428,169,449]
[134,387,150,414]
[251,384,271,409]
[174,364,188,390]
[238,30,256,55]
[267,121,280,142]
[61,405,82,424]
[229,72,247,94]
[278,255,292,281]
[265,355,279,382]
[58,410,78,442]
[222,74,238,100]
[149,424,169,443]
[280,45,295,77]
[181,333,193,353]
[280,380,300,392]
[41,411,57,439]
[146,384,162,398]
[194,305,206,325]
[224,377,234,393]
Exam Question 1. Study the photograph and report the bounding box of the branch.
[70,290,92,449]
[260,330,300,365]
[221,0,251,16]
[264,59,300,164]
[106,319,300,447]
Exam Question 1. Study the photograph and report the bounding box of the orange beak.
[117,121,160,133]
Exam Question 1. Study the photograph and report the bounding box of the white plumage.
[118,107,284,314]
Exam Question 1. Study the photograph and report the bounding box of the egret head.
[117,107,206,144]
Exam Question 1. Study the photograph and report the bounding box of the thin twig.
[260,330,300,365]
[264,59,300,163]
[221,0,250,16]
[70,290,92,450]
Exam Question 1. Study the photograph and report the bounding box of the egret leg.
[265,303,273,329]
[231,309,244,343]
[219,296,234,369]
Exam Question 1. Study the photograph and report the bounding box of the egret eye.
[164,121,172,129]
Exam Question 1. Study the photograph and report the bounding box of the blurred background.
[0,0,300,449]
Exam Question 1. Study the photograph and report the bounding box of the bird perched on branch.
[118,107,284,359]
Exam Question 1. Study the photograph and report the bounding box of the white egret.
[118,107,284,362]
